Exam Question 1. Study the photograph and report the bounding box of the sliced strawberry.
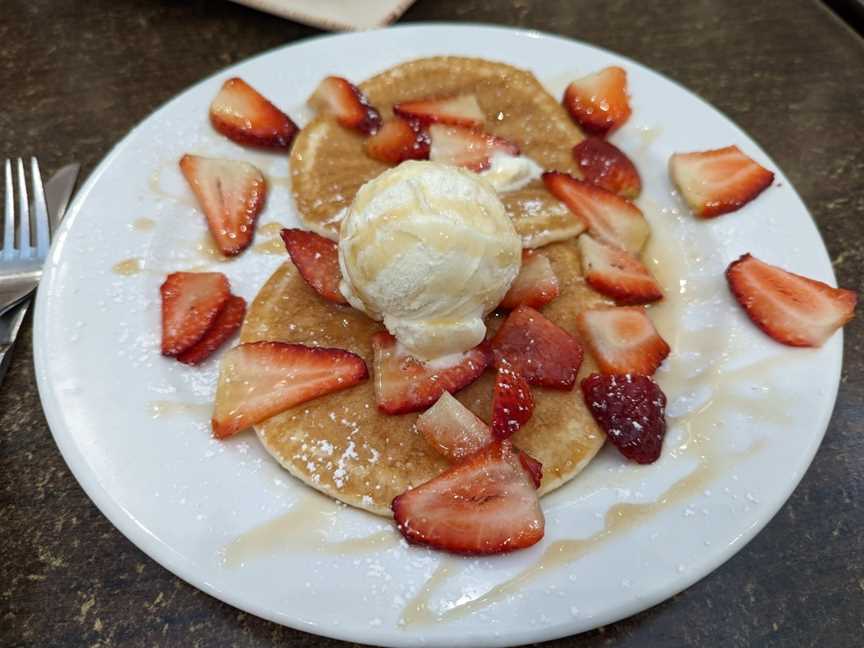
[499,250,560,310]
[416,392,494,462]
[209,77,298,149]
[573,137,641,199]
[576,307,670,375]
[428,124,520,172]
[393,94,485,129]
[669,146,774,218]
[280,228,347,305]
[177,295,246,366]
[372,332,490,415]
[308,76,382,135]
[364,118,430,164]
[491,305,584,390]
[518,450,543,489]
[726,253,856,347]
[179,155,267,256]
[563,67,631,136]
[391,440,544,555]
[160,272,230,356]
[542,171,649,254]
[581,373,667,464]
[491,359,535,440]
[211,342,368,439]
[579,235,662,305]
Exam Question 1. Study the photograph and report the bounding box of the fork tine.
[31,158,50,257]
[3,160,12,254]
[16,158,29,254]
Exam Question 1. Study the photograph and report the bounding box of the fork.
[1,158,50,317]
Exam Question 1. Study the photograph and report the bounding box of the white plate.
[35,25,842,647]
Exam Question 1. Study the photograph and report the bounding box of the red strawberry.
[211,342,368,439]
[416,392,493,462]
[573,137,641,199]
[563,67,631,136]
[578,235,662,305]
[209,77,298,149]
[581,373,667,464]
[179,155,267,256]
[428,124,520,172]
[177,295,246,366]
[576,307,670,375]
[160,272,231,356]
[491,305,584,390]
[280,228,347,305]
[542,171,649,254]
[518,450,543,489]
[308,76,382,135]
[391,440,544,555]
[393,94,485,128]
[364,118,430,164]
[372,332,490,415]
[669,146,774,218]
[499,250,560,310]
[726,253,856,347]
[491,359,535,439]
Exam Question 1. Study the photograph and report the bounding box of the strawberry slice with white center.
[581,373,668,464]
[416,392,494,462]
[491,305,584,390]
[372,332,490,415]
[669,146,774,218]
[211,341,369,439]
[179,155,267,257]
[364,118,430,165]
[576,306,670,375]
[491,359,535,439]
[280,228,347,305]
[578,234,663,305]
[391,440,544,555]
[563,66,631,136]
[308,76,382,135]
[542,171,649,254]
[209,77,298,149]
[428,124,520,172]
[499,250,560,310]
[573,137,641,199]
[726,253,856,347]
[160,272,231,357]
[177,295,247,366]
[393,94,485,128]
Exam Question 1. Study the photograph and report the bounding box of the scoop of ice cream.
[338,160,522,361]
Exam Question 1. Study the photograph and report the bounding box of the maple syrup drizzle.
[223,494,398,567]
[132,217,156,231]
[149,401,211,419]
[112,258,143,276]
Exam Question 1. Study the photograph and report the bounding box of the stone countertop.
[1,1,863,646]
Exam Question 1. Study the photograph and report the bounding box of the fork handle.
[0,299,29,386]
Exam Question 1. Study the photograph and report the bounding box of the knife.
[0,164,80,385]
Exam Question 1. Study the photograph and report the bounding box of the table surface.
[2,1,863,646]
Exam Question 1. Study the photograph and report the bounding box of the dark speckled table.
[2,1,863,646]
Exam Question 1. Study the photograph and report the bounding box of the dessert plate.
[34,25,842,647]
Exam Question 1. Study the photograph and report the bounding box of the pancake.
[241,238,612,516]
[290,57,585,245]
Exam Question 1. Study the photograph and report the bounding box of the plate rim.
[33,23,844,647]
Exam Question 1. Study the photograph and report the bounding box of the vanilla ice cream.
[339,161,522,361]
[479,152,543,193]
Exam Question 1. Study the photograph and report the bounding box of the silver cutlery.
[0,161,79,385]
